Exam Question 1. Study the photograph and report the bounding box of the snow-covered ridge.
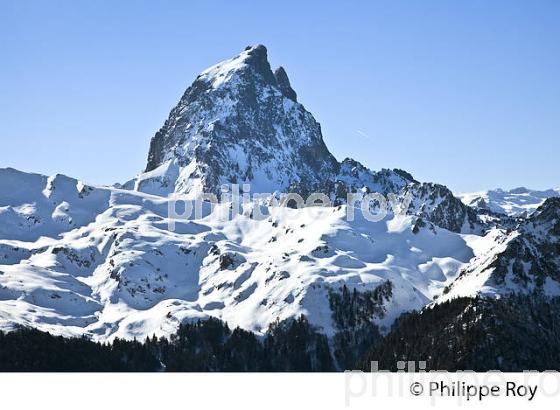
[1,167,480,341]
[3,165,555,342]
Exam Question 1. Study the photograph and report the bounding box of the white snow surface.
[0,167,485,341]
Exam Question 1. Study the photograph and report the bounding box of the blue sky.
[1,0,559,192]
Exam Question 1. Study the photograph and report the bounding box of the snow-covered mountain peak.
[197,45,296,101]
[197,44,274,90]
[124,46,482,235]
[133,45,338,197]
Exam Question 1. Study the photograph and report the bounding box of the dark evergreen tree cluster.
[360,293,560,372]
[329,281,392,329]
[328,281,391,369]
[0,328,159,371]
[0,316,335,372]
[262,315,334,371]
[148,315,334,371]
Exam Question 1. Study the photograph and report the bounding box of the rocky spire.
[274,67,297,102]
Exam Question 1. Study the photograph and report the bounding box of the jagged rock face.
[333,158,414,197]
[402,182,481,233]
[327,160,482,234]
[273,67,297,102]
[501,198,560,285]
[137,45,338,197]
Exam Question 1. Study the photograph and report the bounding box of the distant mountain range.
[1,45,559,370]
[458,187,560,217]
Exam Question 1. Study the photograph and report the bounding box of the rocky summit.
[131,45,338,198]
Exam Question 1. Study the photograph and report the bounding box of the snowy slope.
[0,168,482,341]
[458,187,560,216]
[2,168,557,342]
